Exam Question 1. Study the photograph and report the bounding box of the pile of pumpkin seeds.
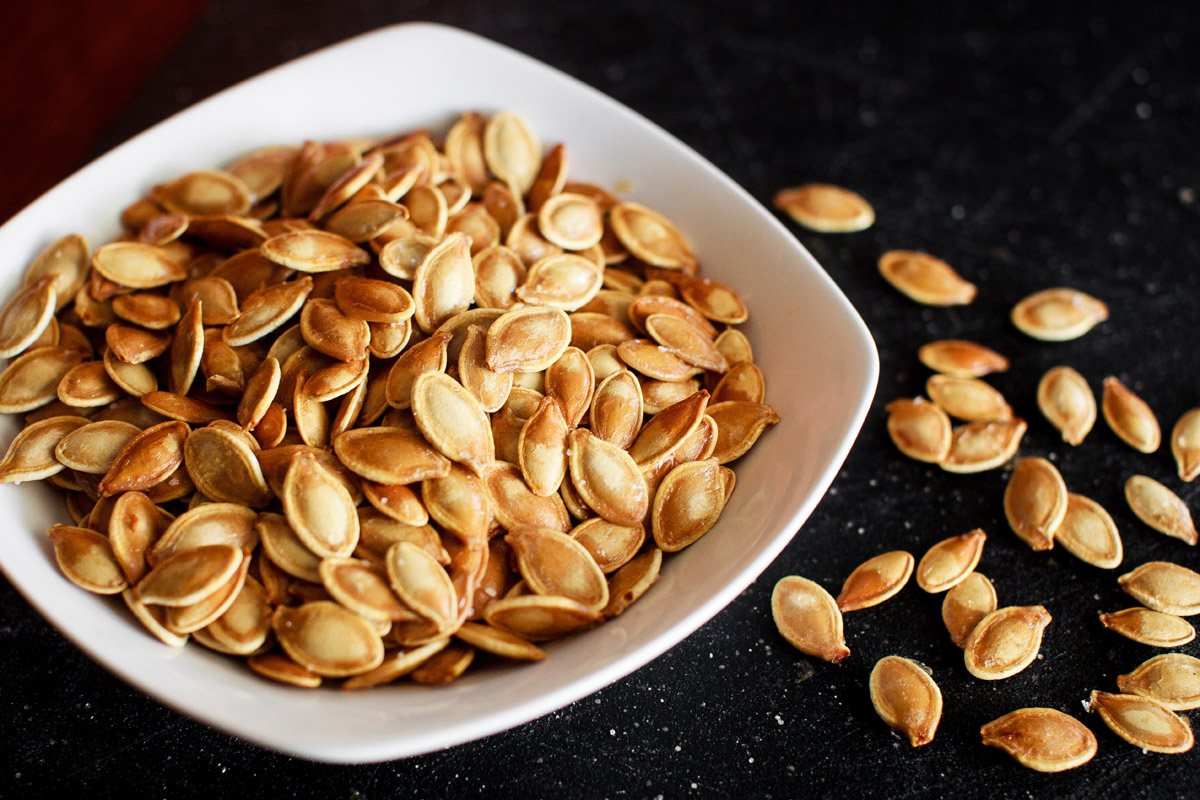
[0,110,781,689]
[773,183,1200,770]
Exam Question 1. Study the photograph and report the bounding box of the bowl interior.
[0,22,878,763]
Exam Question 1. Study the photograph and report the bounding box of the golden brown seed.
[590,370,643,450]
[122,589,188,647]
[1118,654,1200,710]
[942,572,997,648]
[569,518,644,574]
[1011,288,1108,341]
[771,576,849,664]
[1172,408,1200,482]
[272,601,384,678]
[183,425,273,509]
[1102,376,1160,453]
[537,192,604,250]
[103,348,157,397]
[168,298,204,396]
[91,242,188,289]
[152,169,251,216]
[105,324,171,365]
[773,183,875,233]
[568,428,649,527]
[678,276,748,325]
[506,526,609,612]
[885,398,951,463]
[410,643,475,685]
[485,305,572,374]
[108,491,172,584]
[473,245,526,309]
[917,340,1008,378]
[868,656,942,746]
[483,111,542,196]
[1100,608,1196,647]
[1125,475,1197,546]
[48,525,128,595]
[1003,457,1067,551]
[0,277,57,359]
[0,415,89,483]
[149,503,258,566]
[651,458,727,552]
[412,233,475,333]
[964,605,1051,680]
[616,338,701,382]
[916,529,986,593]
[282,451,359,558]
[516,252,604,312]
[260,230,369,272]
[0,346,87,414]
[332,426,450,485]
[421,463,491,542]
[57,360,122,408]
[1055,493,1122,569]
[1036,366,1095,445]
[319,557,413,624]
[411,371,494,477]
[1089,690,1193,754]
[980,709,1098,772]
[706,400,780,464]
[926,374,1011,422]
[166,554,250,634]
[248,652,322,688]
[836,551,915,612]
[518,396,569,497]
[134,544,243,607]
[53,420,140,474]
[482,594,600,642]
[256,512,322,582]
[300,298,370,362]
[1119,561,1200,616]
[603,546,662,618]
[485,462,572,533]
[941,418,1026,474]
[386,541,458,631]
[878,250,975,306]
[99,420,189,496]
[340,639,451,690]
[455,621,546,661]
[609,202,695,270]
[712,362,765,404]
[206,576,271,655]
[644,314,728,373]
[24,233,89,312]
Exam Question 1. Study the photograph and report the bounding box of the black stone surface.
[3,1,1199,797]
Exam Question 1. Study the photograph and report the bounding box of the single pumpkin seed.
[0,346,87,413]
[609,202,695,271]
[963,605,1051,680]
[980,708,1097,772]
[885,397,952,463]
[48,524,128,594]
[485,305,572,374]
[651,457,726,552]
[916,529,987,593]
[518,396,569,497]
[1100,608,1195,648]
[183,425,273,508]
[603,546,662,618]
[412,232,475,333]
[385,541,458,631]
[485,461,572,533]
[878,250,975,306]
[773,183,875,232]
[482,594,600,642]
[940,418,1026,474]
[1012,288,1108,341]
[272,601,384,677]
[98,420,189,496]
[771,575,850,664]
[483,111,542,196]
[53,420,141,474]
[568,428,650,527]
[1119,561,1200,616]
[1118,654,1200,710]
[1125,475,1197,545]
[1171,408,1200,482]
[247,652,322,688]
[926,374,1012,422]
[1003,457,1067,551]
[1089,690,1193,754]
[506,526,609,612]
[869,656,942,746]
[1102,376,1160,453]
[134,543,243,607]
[590,370,643,450]
[706,400,780,464]
[0,415,89,483]
[917,339,1008,378]
[1055,493,1123,569]
[1037,366,1095,445]
[837,551,915,612]
[942,571,998,648]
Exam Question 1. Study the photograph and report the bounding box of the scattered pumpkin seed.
[837,551,914,612]
[1100,607,1195,648]
[916,529,986,593]
[942,572,997,648]
[878,250,976,306]
[1102,376,1160,453]
[1089,690,1193,754]
[1003,457,1067,551]
[1118,654,1200,710]
[1055,493,1123,569]
[964,605,1051,680]
[771,576,850,664]
[773,183,875,233]
[868,656,942,746]
[1119,561,1200,616]
[1011,288,1108,341]
[980,708,1097,772]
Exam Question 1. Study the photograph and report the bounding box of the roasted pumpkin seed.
[868,656,942,746]
[878,250,975,306]
[1119,561,1200,616]
[771,576,850,664]
[916,529,987,593]
[1118,654,1200,710]
[1003,457,1067,551]
[1089,690,1193,754]
[980,708,1097,772]
[837,551,914,612]
[1100,607,1195,647]
[1011,288,1108,341]
[964,605,1051,680]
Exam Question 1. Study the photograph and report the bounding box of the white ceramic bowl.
[0,23,878,763]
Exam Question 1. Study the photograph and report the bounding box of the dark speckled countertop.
[2,1,1199,797]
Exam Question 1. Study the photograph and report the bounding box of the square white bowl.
[0,23,878,763]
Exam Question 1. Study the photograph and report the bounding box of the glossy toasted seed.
[644,314,728,374]
[1101,608,1196,647]
[412,233,475,333]
[411,371,494,477]
[602,546,661,618]
[515,253,603,312]
[1034,366,1095,445]
[1171,409,1200,482]
[569,518,643,574]
[123,589,188,647]
[236,357,280,431]
[568,428,649,527]
[484,111,541,196]
[506,526,609,611]
[1055,493,1122,569]
[339,639,450,690]
[319,557,413,624]
[0,276,56,358]
[712,362,765,404]
[537,192,603,251]
[326,198,408,242]
[179,276,240,326]
[333,426,450,485]
[1012,288,1108,341]
[455,621,546,661]
[134,544,243,607]
[926,374,1011,422]
[458,325,513,413]
[706,400,780,464]
[99,420,189,495]
[917,529,987,593]
[183,425,273,508]
[483,594,600,642]
[473,245,526,309]
[48,525,127,594]
[107,491,172,584]
[651,458,726,552]
[878,250,976,306]
[53,420,140,474]
[57,360,123,408]
[91,242,188,289]
[615,338,701,382]
[964,605,1051,680]
[24,233,89,312]
[609,202,695,270]
[869,656,942,746]
[942,572,998,648]
[384,329,450,410]
[386,541,458,630]
[485,305,572,373]
[248,652,322,688]
[1119,562,1200,616]
[300,298,369,362]
[1003,457,1067,551]
[941,418,1026,473]
[677,277,748,325]
[0,415,88,483]
[140,391,233,425]
[105,323,171,365]
[421,463,491,543]
[407,642,474,684]
[628,390,708,468]
[256,512,322,582]
[282,451,358,558]
[1125,475,1197,545]
[152,169,251,216]
[1118,654,1200,710]
[205,575,271,654]
[518,396,569,497]
[223,276,313,347]
[918,340,1008,378]
[259,230,369,273]
[333,277,414,325]
[273,601,384,677]
[837,551,915,612]
[771,576,850,663]
[485,461,572,533]
[590,370,643,449]
[165,298,203,397]
[148,502,258,566]
[166,554,250,634]
[1089,690,1193,753]
[980,709,1098,772]
[1102,376,1160,453]
[0,346,87,413]
[102,348,157,397]
[885,397,952,463]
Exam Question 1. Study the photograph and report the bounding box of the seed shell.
[916,529,986,593]
[1037,366,1095,445]
[1172,408,1200,482]
[282,451,359,558]
[1100,608,1195,647]
[651,457,726,552]
[980,708,1097,772]
[1118,654,1200,710]
[885,398,951,463]
[1102,376,1160,453]
[868,656,942,746]
[1003,457,1067,551]
[48,525,128,594]
[1055,493,1123,569]
[1125,475,1197,546]
[1011,288,1108,341]
[272,601,384,678]
[878,250,975,306]
[771,575,850,664]
[482,594,600,642]
[603,546,662,618]
[568,428,649,527]
[942,572,998,648]
[837,551,915,612]
[134,544,243,607]
[926,374,1011,422]
[1089,690,1193,754]
[941,419,1026,474]
[917,340,1008,378]
[506,526,609,612]
[963,605,1052,680]
[773,183,875,233]
[1119,561,1200,616]
[0,415,89,483]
